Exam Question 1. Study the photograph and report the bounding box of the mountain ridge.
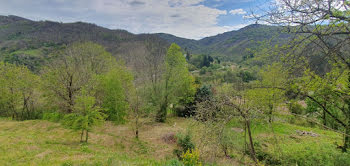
[0,15,289,70]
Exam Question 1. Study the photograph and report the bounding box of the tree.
[178,84,213,118]
[0,62,39,120]
[96,65,134,124]
[42,42,113,113]
[200,55,214,68]
[195,83,259,163]
[63,91,105,143]
[297,68,350,150]
[247,63,286,123]
[156,43,196,122]
[256,0,350,150]
[238,70,257,83]
[256,0,350,68]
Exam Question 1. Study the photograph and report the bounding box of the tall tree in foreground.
[96,65,134,124]
[156,43,195,122]
[42,42,113,113]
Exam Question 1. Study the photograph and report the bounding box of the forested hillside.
[156,24,291,62]
[0,15,169,72]
[0,15,291,72]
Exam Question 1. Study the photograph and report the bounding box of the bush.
[182,149,202,166]
[289,101,305,115]
[237,70,256,82]
[42,112,63,122]
[174,132,195,158]
[177,85,213,118]
[177,133,195,152]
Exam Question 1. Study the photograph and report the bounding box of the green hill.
[0,15,169,72]
[0,15,292,72]
[156,24,291,61]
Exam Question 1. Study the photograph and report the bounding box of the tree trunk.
[156,102,167,122]
[136,129,139,139]
[246,120,258,163]
[67,75,74,113]
[345,75,350,151]
[323,110,327,127]
[135,115,139,139]
[156,74,169,123]
[85,130,89,143]
[268,103,273,123]
[80,129,84,142]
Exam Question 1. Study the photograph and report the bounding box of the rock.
[231,127,244,133]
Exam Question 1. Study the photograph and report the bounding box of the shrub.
[289,101,304,115]
[182,149,202,166]
[174,132,195,158]
[178,133,195,152]
[177,85,213,118]
[42,112,63,122]
[199,67,207,75]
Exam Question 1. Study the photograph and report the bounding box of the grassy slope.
[0,118,188,166]
[225,114,349,166]
[0,116,347,166]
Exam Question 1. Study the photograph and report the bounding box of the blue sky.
[0,0,271,39]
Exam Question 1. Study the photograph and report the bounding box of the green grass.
[0,120,174,166]
[226,116,350,166]
[1,116,349,166]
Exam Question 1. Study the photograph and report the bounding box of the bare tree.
[255,0,350,68]
[195,84,259,164]
[42,42,113,113]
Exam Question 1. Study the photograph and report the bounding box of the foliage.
[42,42,114,113]
[238,70,256,82]
[42,112,64,122]
[174,132,195,159]
[177,84,213,118]
[182,149,202,166]
[223,70,239,83]
[289,101,305,115]
[246,63,286,122]
[63,92,105,143]
[0,62,40,120]
[156,43,196,122]
[96,65,133,124]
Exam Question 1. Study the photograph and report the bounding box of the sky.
[0,0,271,39]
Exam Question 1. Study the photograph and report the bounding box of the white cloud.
[0,0,249,39]
[243,14,258,19]
[229,9,246,15]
